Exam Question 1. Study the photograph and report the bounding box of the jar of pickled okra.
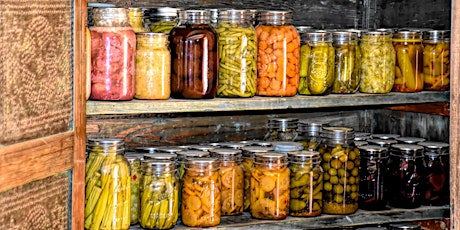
[423,30,450,91]
[264,118,299,141]
[358,145,388,210]
[296,120,329,151]
[125,153,142,224]
[332,31,361,94]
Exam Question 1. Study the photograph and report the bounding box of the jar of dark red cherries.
[358,145,388,210]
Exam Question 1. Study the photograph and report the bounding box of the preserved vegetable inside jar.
[358,145,388,210]
[264,118,299,141]
[125,154,142,224]
[332,31,361,94]
[296,26,314,95]
[128,8,149,33]
[296,120,329,151]
[423,30,450,91]
[148,7,180,33]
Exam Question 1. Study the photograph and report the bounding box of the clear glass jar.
[250,153,290,219]
[367,138,398,149]
[216,9,257,98]
[176,150,210,180]
[156,146,185,155]
[169,10,218,99]
[272,141,304,154]
[319,127,360,214]
[136,146,161,154]
[89,8,136,100]
[182,158,221,227]
[288,151,323,217]
[264,118,299,141]
[423,30,450,91]
[84,139,131,230]
[358,145,388,210]
[256,11,300,96]
[371,133,401,140]
[128,8,149,33]
[418,141,450,206]
[354,132,371,141]
[135,32,171,99]
[219,141,250,150]
[148,7,180,33]
[392,31,424,92]
[332,31,361,94]
[296,120,329,151]
[299,31,335,95]
[297,26,313,95]
[359,31,396,93]
[188,144,217,152]
[387,144,426,209]
[142,153,178,162]
[395,136,426,144]
[125,154,142,224]
[140,160,179,229]
[210,148,244,215]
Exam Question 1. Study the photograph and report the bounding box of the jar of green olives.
[264,118,299,141]
[332,31,361,94]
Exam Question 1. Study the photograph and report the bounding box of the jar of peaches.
[423,30,450,90]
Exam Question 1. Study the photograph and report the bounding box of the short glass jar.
[423,30,450,91]
[264,118,299,141]
[332,31,361,94]
[358,145,388,210]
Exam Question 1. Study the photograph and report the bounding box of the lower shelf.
[129,205,449,229]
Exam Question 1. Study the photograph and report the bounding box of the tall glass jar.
[358,145,388,210]
[392,31,424,92]
[250,153,290,219]
[359,31,395,93]
[128,8,149,33]
[256,10,300,96]
[169,10,218,99]
[181,158,221,227]
[423,30,450,91]
[319,127,360,214]
[84,139,131,230]
[216,10,257,98]
[264,118,299,141]
[288,151,323,217]
[125,154,142,225]
[148,7,180,33]
[296,120,329,151]
[332,31,361,94]
[140,160,179,229]
[135,33,171,99]
[89,8,136,100]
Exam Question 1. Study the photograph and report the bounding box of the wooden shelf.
[86,91,450,115]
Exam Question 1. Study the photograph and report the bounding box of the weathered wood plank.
[388,102,450,117]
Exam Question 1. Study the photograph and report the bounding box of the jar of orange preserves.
[255,10,300,96]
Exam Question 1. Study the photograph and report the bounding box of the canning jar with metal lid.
[264,118,299,141]
[319,127,360,214]
[418,141,450,206]
[248,140,273,147]
[143,153,178,162]
[388,223,421,230]
[182,158,221,227]
[288,151,323,217]
[371,133,401,140]
[358,145,388,210]
[219,141,250,150]
[176,150,210,179]
[387,144,426,208]
[136,146,161,154]
[272,141,304,154]
[332,31,361,94]
[256,10,300,97]
[296,120,329,150]
[359,31,395,93]
[250,152,290,219]
[156,146,185,154]
[354,132,371,141]
[423,30,450,91]
[148,7,180,33]
[354,141,369,147]
[85,138,131,229]
[140,160,178,229]
[395,136,426,144]
[367,139,398,149]
[125,154,142,224]
[128,8,149,32]
[188,144,217,152]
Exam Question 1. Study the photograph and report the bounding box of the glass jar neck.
[218,10,251,25]
[179,10,211,24]
[258,10,292,26]
[136,33,169,48]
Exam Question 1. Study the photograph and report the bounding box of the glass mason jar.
[392,31,424,92]
[219,141,250,150]
[288,151,323,217]
[418,141,450,206]
[84,139,131,230]
[299,31,335,96]
[272,141,304,154]
[135,32,171,99]
[332,31,361,94]
[89,8,136,100]
[148,7,180,33]
[371,133,400,140]
[264,118,299,141]
[358,145,388,210]
[395,136,426,144]
[156,146,185,155]
[210,148,245,215]
[423,30,450,91]
[169,10,218,99]
[128,8,149,33]
[296,120,329,151]
[367,138,398,149]
[188,144,217,152]
[216,9,257,98]
[140,160,179,229]
[319,127,360,214]
[388,223,421,230]
[387,144,426,209]
[359,31,396,93]
[250,153,290,219]
[142,153,178,162]
[256,10,300,96]
[125,154,142,224]
[354,132,371,141]
[136,146,161,154]
[181,158,221,227]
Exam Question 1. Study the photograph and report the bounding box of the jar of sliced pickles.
[264,118,299,141]
[296,120,329,150]
[319,127,360,214]
[332,31,361,94]
[359,31,395,93]
[148,7,180,33]
[128,8,149,33]
[392,31,424,92]
[256,10,300,96]
[140,160,179,229]
[84,139,131,230]
[250,152,290,219]
[358,145,388,210]
[182,158,221,227]
[125,153,142,224]
[423,30,450,90]
[288,151,323,217]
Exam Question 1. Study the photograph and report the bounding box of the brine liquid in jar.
[423,30,450,91]
[125,153,142,225]
[358,145,388,210]
[332,31,361,94]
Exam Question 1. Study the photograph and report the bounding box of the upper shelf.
[86,91,450,115]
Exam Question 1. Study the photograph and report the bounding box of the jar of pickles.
[84,139,131,230]
[387,144,426,209]
[264,118,299,141]
[256,10,300,96]
[135,32,171,99]
[169,10,218,99]
[358,145,388,210]
[250,153,290,219]
[296,120,329,150]
[319,127,360,214]
[148,7,180,33]
[216,9,257,98]
[288,151,323,217]
[140,160,179,229]
[392,31,424,92]
[359,31,395,93]
[89,8,136,100]
[181,158,221,227]
[125,153,142,224]
[423,30,450,91]
[128,8,149,33]
[332,31,361,94]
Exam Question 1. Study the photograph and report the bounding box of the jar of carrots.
[255,10,300,97]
